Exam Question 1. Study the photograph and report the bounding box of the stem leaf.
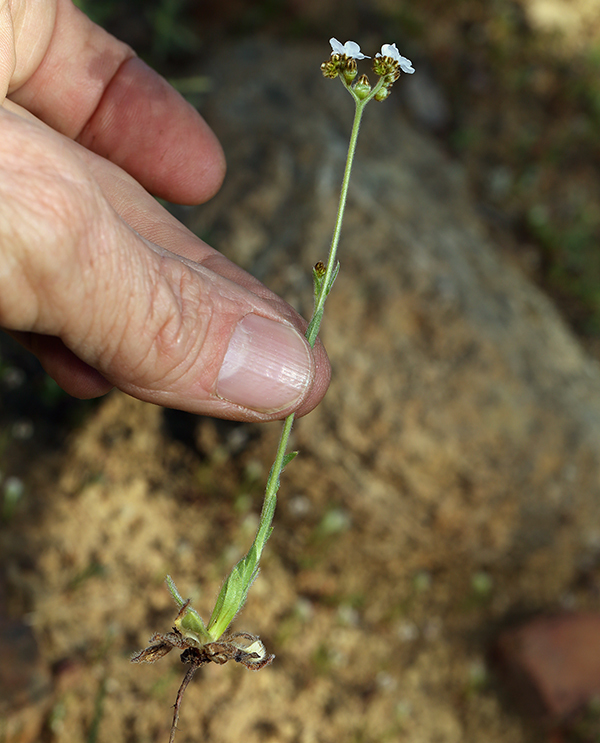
[165,575,211,642]
[281,451,298,467]
[207,546,260,640]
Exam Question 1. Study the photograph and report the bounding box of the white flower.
[329,38,370,60]
[376,43,415,74]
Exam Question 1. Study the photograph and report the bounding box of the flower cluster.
[321,38,414,102]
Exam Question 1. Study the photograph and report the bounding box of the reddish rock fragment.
[494,613,600,723]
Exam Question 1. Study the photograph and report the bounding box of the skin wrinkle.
[80,213,161,375]
[8,160,130,362]
[0,128,88,333]
[8,0,133,136]
[145,254,225,392]
[142,243,318,398]
[0,1,16,100]
[73,209,236,397]
[79,248,132,372]
[85,242,207,392]
[26,181,106,339]
[73,53,131,144]
[132,260,205,388]
[4,0,56,95]
[0,114,198,373]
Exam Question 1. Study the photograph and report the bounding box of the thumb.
[0,110,329,421]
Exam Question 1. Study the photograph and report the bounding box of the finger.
[8,331,114,399]
[76,56,226,205]
[5,0,225,203]
[0,109,330,420]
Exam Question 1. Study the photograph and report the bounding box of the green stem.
[256,77,391,495]
[305,93,368,346]
[256,412,295,546]
[201,83,372,640]
[267,92,369,510]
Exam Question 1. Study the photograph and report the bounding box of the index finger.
[5,0,225,203]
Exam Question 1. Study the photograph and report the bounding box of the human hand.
[0,0,330,421]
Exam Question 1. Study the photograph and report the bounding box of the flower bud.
[374,86,391,102]
[353,74,371,100]
[342,58,358,84]
[313,261,327,280]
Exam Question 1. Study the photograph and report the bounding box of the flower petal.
[380,43,400,60]
[344,40,370,60]
[376,42,415,73]
[329,37,370,60]
[329,37,346,55]
[398,56,415,74]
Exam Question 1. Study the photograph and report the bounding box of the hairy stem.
[247,95,368,588]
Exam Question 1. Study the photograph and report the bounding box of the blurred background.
[3,1,600,742]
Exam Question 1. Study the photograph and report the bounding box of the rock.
[495,613,600,723]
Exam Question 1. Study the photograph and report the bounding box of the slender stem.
[305,96,366,347]
[256,412,295,545]
[208,84,372,639]
[261,92,368,536]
